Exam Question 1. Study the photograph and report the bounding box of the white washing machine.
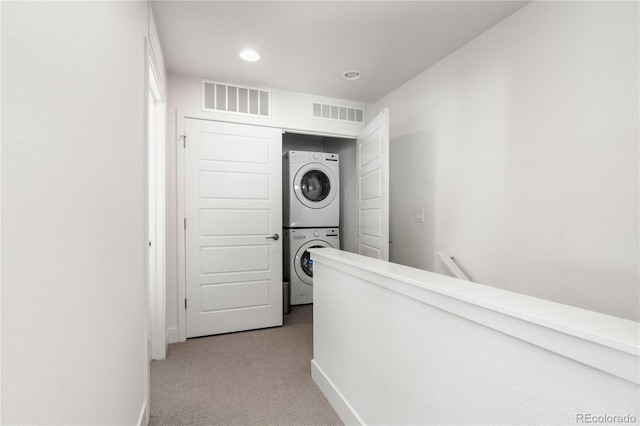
[283,151,340,228]
[285,228,339,305]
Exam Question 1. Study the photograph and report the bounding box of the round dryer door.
[293,240,335,285]
[293,163,338,209]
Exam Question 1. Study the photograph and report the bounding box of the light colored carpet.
[149,305,343,426]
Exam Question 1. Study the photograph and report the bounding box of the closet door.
[184,118,282,337]
[356,109,390,261]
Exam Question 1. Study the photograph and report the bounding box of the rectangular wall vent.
[312,102,364,123]
[202,80,270,118]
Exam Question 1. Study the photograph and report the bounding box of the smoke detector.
[343,70,361,81]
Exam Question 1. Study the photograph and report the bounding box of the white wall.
[164,72,366,336]
[2,2,149,423]
[369,1,639,321]
[311,249,639,425]
[389,130,436,270]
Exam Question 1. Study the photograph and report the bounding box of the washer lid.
[293,239,335,285]
[293,162,338,209]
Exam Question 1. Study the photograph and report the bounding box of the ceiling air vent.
[312,102,364,124]
[202,80,270,117]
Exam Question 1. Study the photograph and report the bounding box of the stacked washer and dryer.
[283,151,340,305]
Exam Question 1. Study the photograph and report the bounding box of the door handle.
[266,233,280,241]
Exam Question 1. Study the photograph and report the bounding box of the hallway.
[149,306,342,425]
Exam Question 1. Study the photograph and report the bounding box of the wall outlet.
[414,208,425,222]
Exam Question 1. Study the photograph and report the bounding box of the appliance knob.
[313,153,320,159]
[314,231,320,237]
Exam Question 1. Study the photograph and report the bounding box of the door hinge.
[180,135,186,148]
[184,218,187,229]
[185,299,187,309]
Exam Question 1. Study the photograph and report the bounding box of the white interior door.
[184,119,282,338]
[356,109,390,261]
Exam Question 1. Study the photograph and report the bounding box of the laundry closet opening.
[282,132,358,307]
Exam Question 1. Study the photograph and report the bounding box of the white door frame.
[147,41,166,361]
[175,110,361,342]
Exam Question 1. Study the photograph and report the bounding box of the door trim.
[148,59,166,360]
[177,113,186,342]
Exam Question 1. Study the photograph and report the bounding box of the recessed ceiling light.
[239,49,260,62]
[343,70,361,81]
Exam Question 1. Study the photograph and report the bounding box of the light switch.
[414,208,425,223]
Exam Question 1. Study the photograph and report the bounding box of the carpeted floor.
[149,305,343,426]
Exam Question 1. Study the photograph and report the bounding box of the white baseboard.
[137,400,149,426]
[165,327,179,344]
[311,360,363,426]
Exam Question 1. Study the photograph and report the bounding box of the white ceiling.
[151,1,530,103]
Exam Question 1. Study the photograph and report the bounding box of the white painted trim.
[148,54,165,103]
[165,327,179,344]
[142,37,152,425]
[311,249,640,384]
[137,401,149,426]
[283,128,358,139]
[176,112,187,342]
[311,360,364,426]
[147,37,167,361]
[147,3,165,99]
[180,109,360,138]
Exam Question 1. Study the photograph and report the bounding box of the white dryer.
[285,228,339,305]
[283,151,340,228]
